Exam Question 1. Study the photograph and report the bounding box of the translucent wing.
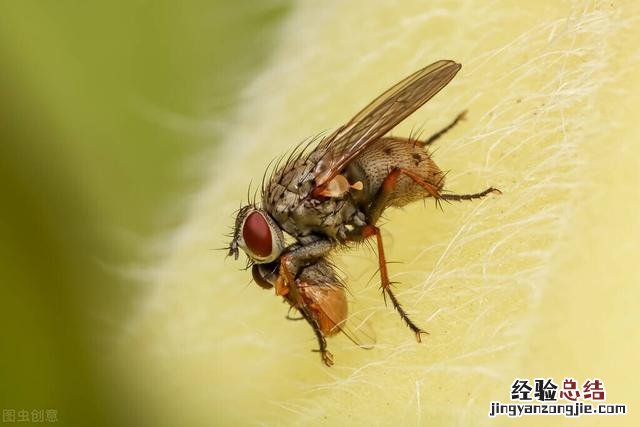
[313,60,461,187]
[297,279,376,349]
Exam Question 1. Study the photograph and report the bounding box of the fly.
[227,60,500,366]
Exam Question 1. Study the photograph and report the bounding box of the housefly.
[228,60,500,366]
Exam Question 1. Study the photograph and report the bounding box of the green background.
[0,2,287,425]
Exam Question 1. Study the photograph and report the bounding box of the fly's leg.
[368,167,500,211]
[285,305,304,321]
[423,110,467,146]
[366,167,442,224]
[441,187,501,201]
[360,224,427,342]
[298,305,334,366]
[347,168,432,342]
[351,167,498,342]
[275,240,333,307]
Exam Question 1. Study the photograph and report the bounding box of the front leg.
[295,303,334,366]
[275,239,333,307]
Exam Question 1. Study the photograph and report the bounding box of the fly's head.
[228,205,285,264]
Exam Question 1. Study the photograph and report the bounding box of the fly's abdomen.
[350,137,444,208]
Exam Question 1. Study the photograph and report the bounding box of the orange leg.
[275,240,333,307]
[366,166,442,226]
[275,253,303,309]
[361,224,427,342]
[403,169,500,207]
[397,168,442,197]
[352,168,436,341]
[276,256,334,366]
[356,167,499,342]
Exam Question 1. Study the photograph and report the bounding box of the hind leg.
[381,111,466,149]
[352,167,499,341]
[424,110,467,146]
[365,167,442,226]
[441,187,501,201]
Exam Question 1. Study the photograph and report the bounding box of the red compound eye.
[242,211,272,258]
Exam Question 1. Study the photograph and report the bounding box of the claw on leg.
[298,305,334,366]
[313,348,334,367]
[384,284,428,341]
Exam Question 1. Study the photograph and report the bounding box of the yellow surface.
[121,1,640,425]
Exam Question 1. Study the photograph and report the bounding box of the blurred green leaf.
[0,1,288,425]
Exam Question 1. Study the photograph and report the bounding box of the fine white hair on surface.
[118,1,638,426]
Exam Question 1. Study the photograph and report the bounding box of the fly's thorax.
[274,195,364,241]
[263,156,315,232]
[265,172,366,241]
